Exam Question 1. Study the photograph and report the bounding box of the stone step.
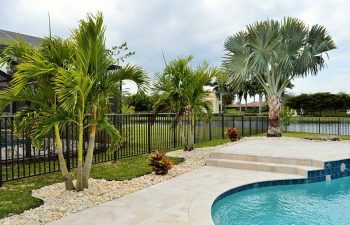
[209,152,324,168]
[206,158,323,176]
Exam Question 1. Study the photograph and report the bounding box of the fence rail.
[3,114,350,185]
[286,117,350,136]
[0,113,268,185]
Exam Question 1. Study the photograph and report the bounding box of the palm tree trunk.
[267,95,282,137]
[54,124,75,190]
[186,114,195,151]
[75,121,84,191]
[82,106,97,189]
[178,119,186,149]
[253,95,256,112]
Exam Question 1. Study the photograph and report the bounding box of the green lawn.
[0,155,184,219]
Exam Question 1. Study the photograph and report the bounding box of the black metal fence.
[0,113,268,185]
[286,117,350,136]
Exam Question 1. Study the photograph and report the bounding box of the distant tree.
[207,72,236,112]
[285,92,350,116]
[127,91,154,112]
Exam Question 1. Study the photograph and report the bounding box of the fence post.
[249,117,252,136]
[113,115,117,161]
[0,118,2,187]
[147,114,151,154]
[221,113,224,139]
[173,121,176,148]
[241,116,244,137]
[338,118,340,135]
[194,117,196,143]
[319,117,321,134]
[65,126,71,171]
[209,120,212,140]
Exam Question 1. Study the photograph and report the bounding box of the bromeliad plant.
[225,128,240,142]
[0,12,148,191]
[149,151,173,175]
[223,17,335,137]
[153,56,221,151]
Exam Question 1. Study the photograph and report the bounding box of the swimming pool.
[212,176,350,225]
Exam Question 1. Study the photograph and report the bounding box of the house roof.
[226,101,267,108]
[0,29,42,47]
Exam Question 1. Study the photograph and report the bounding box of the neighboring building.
[204,91,220,113]
[0,29,43,114]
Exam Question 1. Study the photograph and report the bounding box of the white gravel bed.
[0,140,236,225]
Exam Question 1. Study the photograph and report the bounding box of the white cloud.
[1,0,349,95]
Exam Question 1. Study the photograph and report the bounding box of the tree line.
[285,92,350,116]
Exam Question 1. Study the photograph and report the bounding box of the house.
[204,91,220,113]
[0,29,43,114]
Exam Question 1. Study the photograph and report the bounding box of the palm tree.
[0,37,76,190]
[54,12,147,190]
[0,13,147,191]
[223,17,335,136]
[208,73,236,113]
[153,56,218,151]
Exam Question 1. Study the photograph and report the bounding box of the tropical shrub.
[149,151,173,175]
[280,107,293,132]
[225,128,240,142]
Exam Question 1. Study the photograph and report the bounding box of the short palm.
[153,56,219,150]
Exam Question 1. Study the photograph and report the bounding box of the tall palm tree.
[223,17,335,136]
[0,38,76,190]
[55,12,147,190]
[153,56,219,151]
[0,13,147,191]
[208,72,236,113]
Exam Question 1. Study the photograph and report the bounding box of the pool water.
[212,176,350,225]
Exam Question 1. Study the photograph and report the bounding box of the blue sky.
[0,0,349,95]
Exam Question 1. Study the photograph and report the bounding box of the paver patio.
[48,138,350,225]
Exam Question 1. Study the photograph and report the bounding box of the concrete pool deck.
[48,138,350,225]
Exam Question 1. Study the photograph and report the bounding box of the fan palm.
[153,56,219,151]
[223,17,335,136]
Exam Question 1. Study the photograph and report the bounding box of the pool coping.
[189,158,350,225]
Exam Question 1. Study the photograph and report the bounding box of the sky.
[0,0,349,96]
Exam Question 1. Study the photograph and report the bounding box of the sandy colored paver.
[217,137,350,162]
[48,166,302,225]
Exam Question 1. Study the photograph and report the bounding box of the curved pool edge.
[189,158,350,225]
[188,176,304,225]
